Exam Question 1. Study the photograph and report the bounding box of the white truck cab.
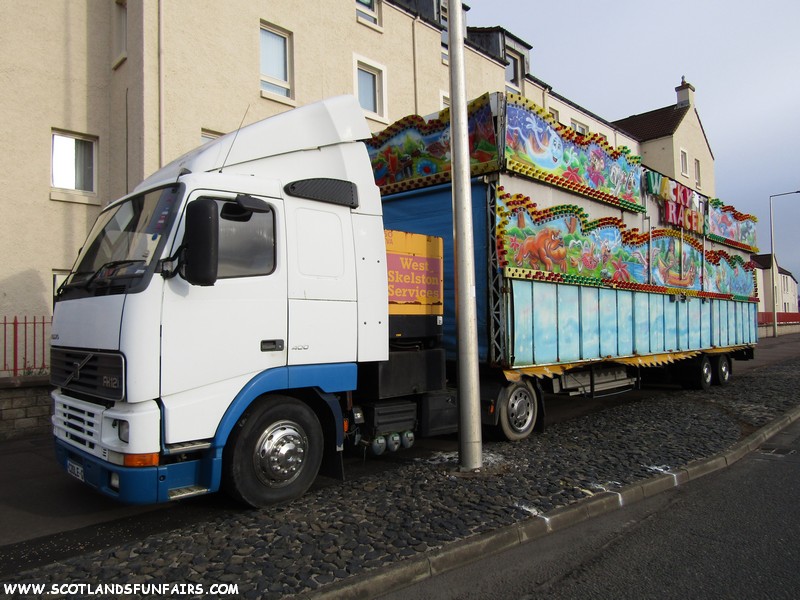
[51,96,389,505]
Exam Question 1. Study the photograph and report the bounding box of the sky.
[465,0,800,281]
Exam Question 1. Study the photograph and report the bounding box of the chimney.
[676,76,695,108]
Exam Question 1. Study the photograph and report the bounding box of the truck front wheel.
[497,380,538,441]
[223,396,323,507]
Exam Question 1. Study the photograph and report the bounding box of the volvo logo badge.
[63,354,93,386]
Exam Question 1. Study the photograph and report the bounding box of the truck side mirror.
[184,198,219,286]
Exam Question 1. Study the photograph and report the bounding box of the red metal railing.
[1,316,52,377]
[757,312,800,326]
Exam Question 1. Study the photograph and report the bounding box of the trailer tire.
[712,354,731,386]
[497,380,538,441]
[222,396,323,508]
[692,355,713,391]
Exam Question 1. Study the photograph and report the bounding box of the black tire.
[712,354,731,386]
[497,380,538,441]
[222,396,323,508]
[693,355,713,391]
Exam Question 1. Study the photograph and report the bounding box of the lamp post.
[769,190,800,337]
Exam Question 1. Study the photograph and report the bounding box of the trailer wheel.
[497,380,538,441]
[223,396,323,508]
[691,355,713,391]
[712,354,731,386]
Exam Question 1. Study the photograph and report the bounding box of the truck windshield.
[59,185,183,298]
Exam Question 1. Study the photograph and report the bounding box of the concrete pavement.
[310,333,800,599]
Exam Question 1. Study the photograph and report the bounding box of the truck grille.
[50,347,125,402]
[52,398,104,457]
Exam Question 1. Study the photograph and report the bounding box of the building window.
[356,0,380,26]
[505,51,522,92]
[113,0,127,67]
[355,57,386,119]
[570,120,588,136]
[439,0,449,61]
[52,131,96,193]
[358,67,378,113]
[694,158,702,188]
[260,24,292,98]
[548,108,560,123]
[680,149,689,176]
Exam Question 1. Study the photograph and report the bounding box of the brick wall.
[0,377,52,441]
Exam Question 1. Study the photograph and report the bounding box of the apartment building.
[613,77,715,197]
[4,0,711,320]
[752,255,799,314]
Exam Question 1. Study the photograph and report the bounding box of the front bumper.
[54,438,220,504]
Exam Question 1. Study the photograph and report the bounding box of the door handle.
[260,339,285,352]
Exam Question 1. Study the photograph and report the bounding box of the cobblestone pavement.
[4,358,800,599]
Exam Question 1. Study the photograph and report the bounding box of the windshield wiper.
[83,260,146,289]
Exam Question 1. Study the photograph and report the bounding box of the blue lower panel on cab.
[55,439,219,504]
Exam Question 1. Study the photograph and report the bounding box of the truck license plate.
[67,460,84,482]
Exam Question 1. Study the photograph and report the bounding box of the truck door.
[160,192,287,444]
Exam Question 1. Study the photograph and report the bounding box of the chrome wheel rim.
[507,388,535,433]
[702,362,712,384]
[720,359,730,382]
[253,420,308,488]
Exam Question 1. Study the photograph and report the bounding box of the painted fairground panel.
[498,189,655,290]
[503,94,643,212]
[497,189,757,300]
[707,198,758,252]
[643,170,706,236]
[367,94,499,195]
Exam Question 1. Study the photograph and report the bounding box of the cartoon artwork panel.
[650,235,702,291]
[643,169,758,253]
[703,252,755,297]
[368,94,498,195]
[707,199,758,252]
[503,97,642,211]
[497,191,756,299]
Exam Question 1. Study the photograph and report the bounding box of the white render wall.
[0,0,676,320]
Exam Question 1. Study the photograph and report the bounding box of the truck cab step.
[168,486,209,500]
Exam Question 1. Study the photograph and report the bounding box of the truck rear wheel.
[712,354,731,386]
[497,380,538,441]
[223,396,323,508]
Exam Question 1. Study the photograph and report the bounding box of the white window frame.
[548,108,560,123]
[356,0,382,29]
[694,158,702,188]
[571,119,589,136]
[354,55,388,122]
[440,91,450,110]
[680,149,689,176]
[51,130,98,203]
[260,23,294,102]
